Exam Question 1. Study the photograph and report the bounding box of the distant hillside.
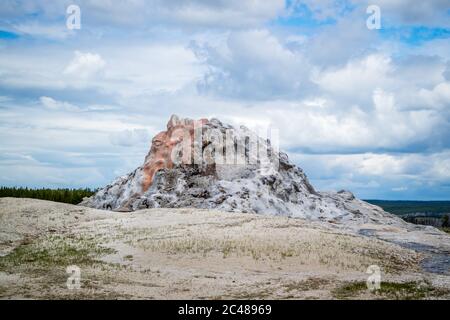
[366,200,450,216]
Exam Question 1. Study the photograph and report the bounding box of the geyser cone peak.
[81,115,406,226]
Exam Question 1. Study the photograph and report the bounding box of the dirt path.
[0,198,449,299]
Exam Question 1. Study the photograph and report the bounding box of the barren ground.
[0,197,449,299]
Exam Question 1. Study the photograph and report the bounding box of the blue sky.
[0,0,449,200]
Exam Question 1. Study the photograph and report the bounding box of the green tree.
[442,215,449,228]
[0,187,95,204]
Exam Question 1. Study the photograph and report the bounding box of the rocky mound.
[80,115,406,225]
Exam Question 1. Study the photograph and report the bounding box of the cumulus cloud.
[109,129,150,147]
[292,151,450,199]
[195,29,313,99]
[313,54,394,105]
[0,0,449,199]
[64,51,106,79]
[408,82,450,114]
[215,91,443,155]
[194,49,448,154]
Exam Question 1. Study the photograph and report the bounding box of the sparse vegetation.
[227,287,272,300]
[0,234,116,273]
[125,227,419,273]
[0,233,120,299]
[0,186,95,204]
[284,278,330,292]
[0,199,446,299]
[333,280,450,300]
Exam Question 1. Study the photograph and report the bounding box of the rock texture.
[80,115,407,226]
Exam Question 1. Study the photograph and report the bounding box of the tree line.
[365,200,450,216]
[402,215,450,228]
[0,186,95,204]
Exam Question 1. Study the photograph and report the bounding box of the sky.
[0,0,449,200]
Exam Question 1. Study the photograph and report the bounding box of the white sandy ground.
[0,197,449,300]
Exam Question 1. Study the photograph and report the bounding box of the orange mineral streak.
[141,116,208,192]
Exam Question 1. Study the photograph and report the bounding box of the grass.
[124,225,420,273]
[227,288,272,300]
[0,234,119,299]
[0,235,116,273]
[284,278,330,292]
[224,278,331,300]
[333,281,450,300]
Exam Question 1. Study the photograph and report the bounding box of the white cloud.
[367,0,450,27]
[104,44,203,96]
[0,0,285,29]
[40,96,79,111]
[291,151,450,198]
[0,0,449,199]
[0,0,68,19]
[12,22,73,40]
[64,51,106,79]
[0,163,108,188]
[392,186,408,192]
[207,87,442,154]
[287,0,354,21]
[0,42,202,100]
[314,54,393,104]
[0,96,13,103]
[196,29,312,99]
[321,152,450,182]
[288,0,450,27]
[109,129,150,147]
[160,0,285,28]
[0,23,447,157]
[417,82,450,110]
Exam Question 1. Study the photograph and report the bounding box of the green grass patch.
[0,235,116,273]
[0,235,126,299]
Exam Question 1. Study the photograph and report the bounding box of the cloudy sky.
[0,0,449,200]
